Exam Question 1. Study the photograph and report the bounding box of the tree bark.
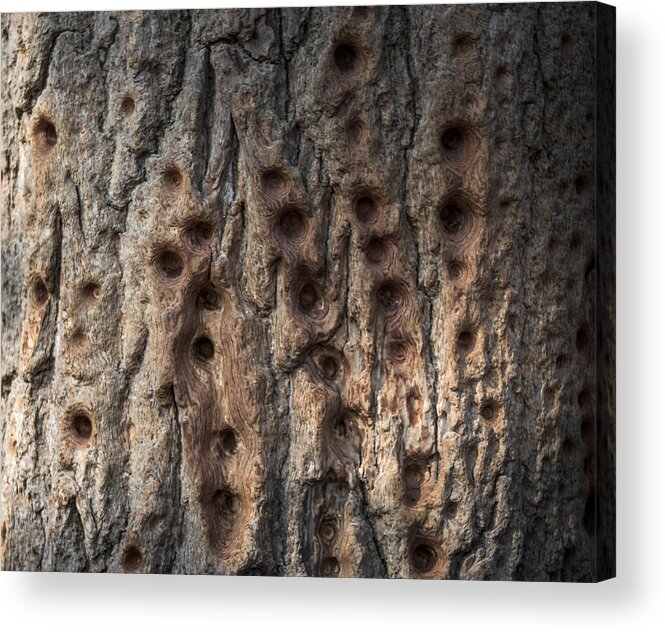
[1,3,615,580]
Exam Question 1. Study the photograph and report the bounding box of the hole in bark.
[495,65,512,87]
[578,386,592,411]
[193,336,214,361]
[452,33,475,57]
[30,277,49,307]
[197,285,221,310]
[317,354,340,380]
[33,117,57,152]
[439,194,474,240]
[212,488,238,519]
[354,195,378,224]
[404,459,428,502]
[576,325,590,355]
[120,95,136,116]
[298,281,324,314]
[333,43,357,72]
[81,281,102,303]
[346,118,368,144]
[318,518,338,545]
[154,249,184,280]
[261,168,288,195]
[278,207,306,240]
[445,501,459,519]
[440,124,476,165]
[411,542,438,574]
[213,428,238,457]
[162,167,183,191]
[562,437,575,454]
[457,329,476,354]
[447,259,467,282]
[365,237,388,264]
[575,175,589,195]
[376,281,403,315]
[387,340,408,364]
[67,410,93,448]
[121,545,144,572]
[480,401,497,421]
[184,220,214,249]
[320,556,341,577]
[1,522,6,543]
[561,33,573,49]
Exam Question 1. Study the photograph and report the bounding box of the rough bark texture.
[0,3,615,580]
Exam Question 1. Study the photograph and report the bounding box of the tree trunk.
[1,3,615,580]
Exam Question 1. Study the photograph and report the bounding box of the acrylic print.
[0,3,615,581]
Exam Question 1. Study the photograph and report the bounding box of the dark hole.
[82,282,102,302]
[388,341,407,363]
[440,201,468,235]
[376,282,402,314]
[219,428,237,456]
[261,169,287,194]
[299,283,322,313]
[562,438,575,454]
[213,489,237,516]
[574,175,588,195]
[578,387,591,410]
[576,326,590,354]
[445,501,458,519]
[334,43,357,72]
[404,463,424,489]
[193,336,214,361]
[457,329,476,353]
[333,417,349,440]
[318,519,338,545]
[186,221,213,248]
[155,249,184,280]
[481,402,496,421]
[346,119,366,144]
[447,260,465,281]
[121,545,143,572]
[70,412,93,445]
[30,277,49,306]
[320,556,341,577]
[318,355,339,380]
[411,543,437,573]
[35,118,57,149]
[120,95,136,116]
[452,33,474,57]
[278,209,305,239]
[354,196,377,223]
[365,238,387,264]
[162,168,183,190]
[441,127,463,153]
[197,286,221,310]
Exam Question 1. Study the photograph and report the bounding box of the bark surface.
[1,3,615,580]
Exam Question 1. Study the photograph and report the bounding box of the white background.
[0,0,661,630]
